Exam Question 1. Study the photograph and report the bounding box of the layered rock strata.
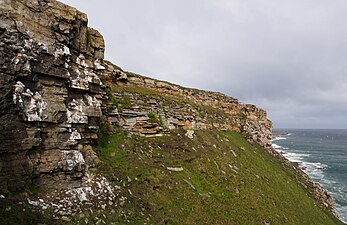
[0,0,273,193]
[0,0,339,221]
[101,66,272,149]
[0,0,105,191]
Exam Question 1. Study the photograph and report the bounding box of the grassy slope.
[0,198,53,225]
[2,81,342,224]
[96,128,343,225]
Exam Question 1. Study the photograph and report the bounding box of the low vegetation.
[95,128,343,224]
[0,198,53,225]
[0,128,342,224]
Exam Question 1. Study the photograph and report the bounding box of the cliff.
[0,0,343,224]
[103,65,272,148]
[0,0,271,193]
[0,0,106,191]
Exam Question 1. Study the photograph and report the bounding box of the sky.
[60,0,347,129]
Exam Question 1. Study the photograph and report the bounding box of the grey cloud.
[60,0,347,128]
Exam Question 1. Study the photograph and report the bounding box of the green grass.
[96,129,344,225]
[147,112,163,125]
[106,88,131,109]
[0,198,53,225]
[111,84,189,106]
[110,84,236,126]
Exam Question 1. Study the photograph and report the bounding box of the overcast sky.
[60,0,347,129]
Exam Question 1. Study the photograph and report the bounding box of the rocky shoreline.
[270,133,340,220]
[0,0,343,223]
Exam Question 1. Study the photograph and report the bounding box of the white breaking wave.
[272,143,283,149]
[274,148,330,188]
[272,136,287,141]
[272,138,326,179]
[301,161,328,180]
[282,152,310,163]
[272,130,347,222]
[272,142,289,150]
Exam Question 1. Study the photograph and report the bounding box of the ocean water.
[272,129,347,223]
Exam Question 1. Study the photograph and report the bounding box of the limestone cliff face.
[0,0,105,191]
[102,68,272,149]
[0,1,341,222]
[0,0,271,192]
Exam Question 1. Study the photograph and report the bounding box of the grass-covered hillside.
[95,128,343,225]
[0,80,342,225]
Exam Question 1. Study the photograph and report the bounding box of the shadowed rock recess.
[0,0,342,224]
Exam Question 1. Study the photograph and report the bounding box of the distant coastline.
[272,131,289,137]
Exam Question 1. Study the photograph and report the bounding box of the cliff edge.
[0,0,343,224]
[0,0,271,193]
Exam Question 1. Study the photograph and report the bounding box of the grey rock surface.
[0,0,106,191]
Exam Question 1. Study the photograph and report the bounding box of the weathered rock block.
[0,0,106,192]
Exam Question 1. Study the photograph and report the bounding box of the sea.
[272,129,347,223]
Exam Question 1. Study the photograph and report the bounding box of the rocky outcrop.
[0,0,105,191]
[0,0,340,222]
[101,66,272,149]
[0,0,272,193]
